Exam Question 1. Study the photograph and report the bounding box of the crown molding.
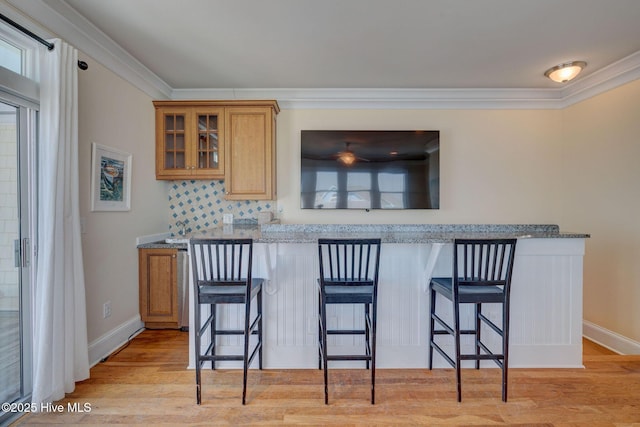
[560,50,640,108]
[171,87,566,109]
[7,0,640,109]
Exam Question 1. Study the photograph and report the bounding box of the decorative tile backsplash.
[168,180,273,236]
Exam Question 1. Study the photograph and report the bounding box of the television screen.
[301,130,439,209]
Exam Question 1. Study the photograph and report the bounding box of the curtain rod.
[0,13,88,70]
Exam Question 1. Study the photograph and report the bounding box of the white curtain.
[32,39,89,405]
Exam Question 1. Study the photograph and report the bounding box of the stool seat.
[323,283,375,304]
[430,277,505,303]
[198,279,263,301]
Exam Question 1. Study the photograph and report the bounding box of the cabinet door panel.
[225,107,274,199]
[148,254,175,317]
[156,108,191,178]
[192,108,225,178]
[139,248,178,326]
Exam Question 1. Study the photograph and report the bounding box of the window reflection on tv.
[301,130,439,210]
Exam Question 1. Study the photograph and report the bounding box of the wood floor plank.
[11,330,640,426]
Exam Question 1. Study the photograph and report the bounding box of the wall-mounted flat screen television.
[301,130,439,210]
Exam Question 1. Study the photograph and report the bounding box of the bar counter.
[179,224,589,370]
[175,222,588,243]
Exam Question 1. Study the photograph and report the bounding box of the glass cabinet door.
[193,108,224,177]
[197,113,219,169]
[163,112,186,170]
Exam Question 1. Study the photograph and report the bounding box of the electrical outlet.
[103,301,111,319]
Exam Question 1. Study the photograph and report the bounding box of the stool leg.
[365,303,370,370]
[195,303,202,405]
[321,297,329,404]
[428,287,436,370]
[371,300,377,405]
[454,299,462,402]
[502,302,510,402]
[196,369,201,405]
[318,291,322,370]
[258,288,263,370]
[475,303,481,370]
[210,303,216,370]
[242,298,252,405]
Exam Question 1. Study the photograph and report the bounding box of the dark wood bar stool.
[317,238,381,404]
[190,238,264,405]
[429,238,517,402]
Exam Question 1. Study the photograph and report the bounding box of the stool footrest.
[209,329,260,335]
[327,354,372,361]
[327,329,366,335]
[430,341,455,367]
[199,354,244,362]
[478,313,503,335]
[431,313,454,335]
[460,354,504,361]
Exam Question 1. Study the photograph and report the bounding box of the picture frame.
[91,142,132,211]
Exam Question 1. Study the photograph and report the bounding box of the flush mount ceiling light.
[544,61,587,83]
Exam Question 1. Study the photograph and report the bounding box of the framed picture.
[91,143,132,211]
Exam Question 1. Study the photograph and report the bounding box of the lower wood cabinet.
[138,247,180,329]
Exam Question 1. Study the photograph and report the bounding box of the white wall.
[276,108,564,224]
[561,78,640,347]
[77,56,169,351]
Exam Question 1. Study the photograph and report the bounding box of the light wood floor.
[12,330,640,426]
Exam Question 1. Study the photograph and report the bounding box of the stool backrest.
[453,238,517,291]
[318,238,381,285]
[190,238,253,287]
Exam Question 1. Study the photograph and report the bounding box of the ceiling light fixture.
[337,150,356,166]
[336,142,358,166]
[544,61,587,83]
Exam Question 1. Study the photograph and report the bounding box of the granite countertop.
[137,224,589,249]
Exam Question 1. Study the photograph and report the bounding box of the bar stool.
[190,238,263,405]
[428,238,517,402]
[317,238,381,404]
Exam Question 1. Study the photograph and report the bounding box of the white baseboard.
[583,320,640,355]
[88,315,145,367]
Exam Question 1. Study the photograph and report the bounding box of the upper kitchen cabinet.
[154,103,225,180]
[224,105,277,200]
[153,100,279,200]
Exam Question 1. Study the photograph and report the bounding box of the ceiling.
[50,0,640,91]
[7,0,640,107]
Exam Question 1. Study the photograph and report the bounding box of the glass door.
[0,100,34,424]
